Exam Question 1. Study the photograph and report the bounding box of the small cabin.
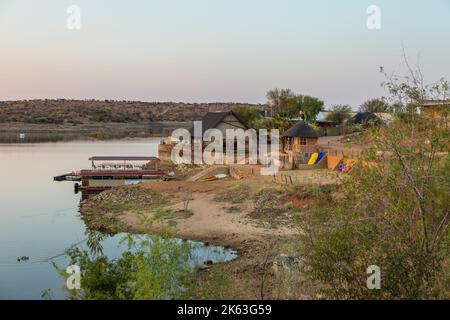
[282,121,321,153]
[159,111,247,157]
[190,111,247,143]
[281,121,322,169]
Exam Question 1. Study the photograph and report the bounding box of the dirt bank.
[81,178,301,248]
[79,167,336,299]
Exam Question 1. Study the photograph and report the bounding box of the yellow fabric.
[308,153,319,165]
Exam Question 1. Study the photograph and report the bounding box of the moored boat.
[54,156,166,195]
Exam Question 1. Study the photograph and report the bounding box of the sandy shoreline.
[81,178,298,249]
[79,173,311,299]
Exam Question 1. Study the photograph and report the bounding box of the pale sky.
[0,0,449,108]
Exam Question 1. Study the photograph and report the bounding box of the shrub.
[298,119,449,299]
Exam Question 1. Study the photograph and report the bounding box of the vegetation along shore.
[67,75,449,300]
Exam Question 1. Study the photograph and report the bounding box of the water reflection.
[80,229,237,270]
[46,229,237,300]
[0,139,236,299]
[47,229,237,300]
[0,130,154,144]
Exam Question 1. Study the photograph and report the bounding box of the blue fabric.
[315,152,325,164]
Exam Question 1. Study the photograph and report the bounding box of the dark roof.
[190,111,246,137]
[349,112,381,125]
[282,121,321,138]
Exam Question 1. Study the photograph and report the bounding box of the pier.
[54,156,166,195]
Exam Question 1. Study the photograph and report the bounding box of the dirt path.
[121,180,296,250]
[81,175,316,299]
[186,165,228,182]
[174,194,293,246]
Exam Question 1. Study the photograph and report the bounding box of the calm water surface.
[0,139,236,300]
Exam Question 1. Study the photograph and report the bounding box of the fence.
[318,124,354,137]
[272,170,338,186]
[320,145,362,159]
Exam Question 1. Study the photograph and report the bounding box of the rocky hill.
[0,99,266,125]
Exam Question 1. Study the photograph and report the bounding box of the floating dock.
[54,156,166,195]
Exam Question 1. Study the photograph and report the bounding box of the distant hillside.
[0,99,266,125]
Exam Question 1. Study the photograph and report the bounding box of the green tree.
[266,88,295,115]
[326,105,352,124]
[360,98,391,113]
[248,116,269,130]
[298,118,449,299]
[57,234,194,300]
[232,106,263,129]
[380,52,449,119]
[287,95,324,122]
[53,213,198,300]
[298,66,450,299]
[272,111,293,133]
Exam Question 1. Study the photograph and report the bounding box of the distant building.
[348,112,383,126]
[259,109,272,118]
[374,113,395,125]
[348,112,395,126]
[159,111,248,157]
[421,100,450,120]
[315,119,340,128]
[316,111,357,123]
[315,111,333,122]
[190,111,247,141]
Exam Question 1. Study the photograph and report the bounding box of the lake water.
[0,139,236,300]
